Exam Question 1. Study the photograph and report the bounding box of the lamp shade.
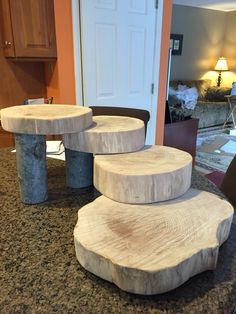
[214,57,229,71]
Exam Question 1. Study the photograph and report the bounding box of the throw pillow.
[204,87,231,102]
[169,79,211,100]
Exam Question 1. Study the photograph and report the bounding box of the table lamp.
[214,57,229,87]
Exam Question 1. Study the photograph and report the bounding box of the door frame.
[72,0,83,105]
[72,0,164,144]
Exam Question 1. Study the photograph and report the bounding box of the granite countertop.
[0,148,235,313]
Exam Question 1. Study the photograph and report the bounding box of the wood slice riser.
[63,116,145,154]
[74,190,233,295]
[94,146,193,203]
[1,105,93,135]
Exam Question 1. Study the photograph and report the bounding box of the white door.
[80,0,158,143]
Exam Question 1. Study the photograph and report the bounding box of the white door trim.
[72,0,83,105]
[72,0,164,144]
[148,0,164,144]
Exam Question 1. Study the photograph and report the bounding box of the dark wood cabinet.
[0,0,57,59]
[0,125,14,147]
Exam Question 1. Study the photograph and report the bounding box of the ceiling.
[172,0,236,12]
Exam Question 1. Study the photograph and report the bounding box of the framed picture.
[170,34,183,55]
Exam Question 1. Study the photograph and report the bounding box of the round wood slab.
[94,145,192,203]
[0,105,93,135]
[74,189,234,295]
[63,115,145,154]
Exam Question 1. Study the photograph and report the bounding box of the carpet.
[195,126,236,174]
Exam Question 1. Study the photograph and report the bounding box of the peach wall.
[155,0,173,144]
[45,0,76,104]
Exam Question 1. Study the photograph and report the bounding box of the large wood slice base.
[63,115,145,154]
[94,145,192,203]
[74,189,234,295]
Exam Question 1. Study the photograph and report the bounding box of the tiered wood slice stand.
[1,105,233,295]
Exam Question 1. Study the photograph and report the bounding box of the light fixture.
[214,57,229,87]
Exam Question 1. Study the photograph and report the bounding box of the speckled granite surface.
[1,148,235,314]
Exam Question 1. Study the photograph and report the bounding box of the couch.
[168,79,233,128]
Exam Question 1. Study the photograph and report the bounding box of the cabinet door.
[0,0,15,57]
[8,0,56,58]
